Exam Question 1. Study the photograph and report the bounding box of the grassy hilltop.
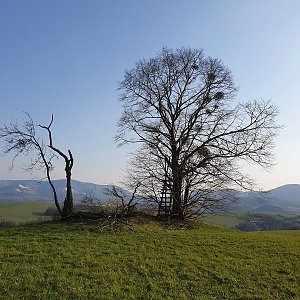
[0,219,299,299]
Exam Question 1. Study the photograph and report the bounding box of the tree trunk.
[171,164,184,220]
[62,160,74,217]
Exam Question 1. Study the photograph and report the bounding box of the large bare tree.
[0,113,74,217]
[116,47,281,220]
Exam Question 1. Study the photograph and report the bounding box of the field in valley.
[0,202,54,224]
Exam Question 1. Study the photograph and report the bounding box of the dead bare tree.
[116,47,281,220]
[0,113,74,217]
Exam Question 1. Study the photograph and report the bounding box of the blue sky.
[0,0,299,190]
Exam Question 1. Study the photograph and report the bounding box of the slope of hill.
[0,179,115,203]
[253,204,287,214]
[268,184,300,207]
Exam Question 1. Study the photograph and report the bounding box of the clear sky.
[0,0,299,190]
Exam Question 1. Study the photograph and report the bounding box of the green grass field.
[0,219,299,299]
[204,212,300,231]
[203,212,244,228]
[0,202,54,224]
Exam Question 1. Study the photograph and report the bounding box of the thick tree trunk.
[62,154,74,217]
[170,139,185,219]
[171,164,185,220]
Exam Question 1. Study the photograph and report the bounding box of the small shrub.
[0,220,16,227]
[44,207,60,216]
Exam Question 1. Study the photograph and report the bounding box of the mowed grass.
[0,220,299,300]
[0,202,53,223]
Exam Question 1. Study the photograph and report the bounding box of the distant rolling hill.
[227,184,300,214]
[0,179,116,203]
